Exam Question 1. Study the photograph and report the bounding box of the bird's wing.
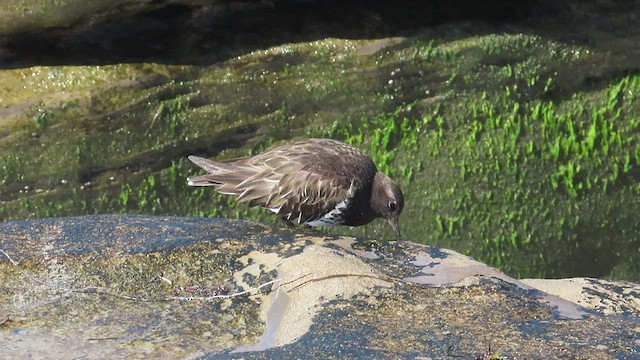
[267,168,357,224]
[239,140,374,223]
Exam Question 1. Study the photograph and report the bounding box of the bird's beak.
[388,216,401,240]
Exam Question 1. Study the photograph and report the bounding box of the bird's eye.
[388,201,397,211]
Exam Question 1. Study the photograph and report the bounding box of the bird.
[187,138,404,238]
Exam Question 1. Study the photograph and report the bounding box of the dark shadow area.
[0,0,544,68]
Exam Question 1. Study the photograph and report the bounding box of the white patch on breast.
[304,198,350,227]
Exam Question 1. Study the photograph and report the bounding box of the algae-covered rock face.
[0,1,121,35]
[0,215,639,358]
[1,0,640,282]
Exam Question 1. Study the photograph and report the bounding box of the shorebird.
[187,138,404,238]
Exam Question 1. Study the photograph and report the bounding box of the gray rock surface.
[1,215,639,359]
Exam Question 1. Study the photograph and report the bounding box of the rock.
[520,277,640,316]
[1,215,638,358]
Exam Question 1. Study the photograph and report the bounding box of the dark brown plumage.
[187,138,404,237]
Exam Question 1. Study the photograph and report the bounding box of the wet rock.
[0,0,539,67]
[0,215,638,358]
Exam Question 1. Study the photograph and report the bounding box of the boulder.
[0,215,638,358]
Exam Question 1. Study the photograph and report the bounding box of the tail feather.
[187,156,240,188]
[186,175,221,187]
[187,155,258,197]
[188,156,229,174]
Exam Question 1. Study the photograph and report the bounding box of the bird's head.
[370,172,404,239]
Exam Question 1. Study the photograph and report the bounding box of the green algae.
[0,0,139,35]
[1,20,640,281]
